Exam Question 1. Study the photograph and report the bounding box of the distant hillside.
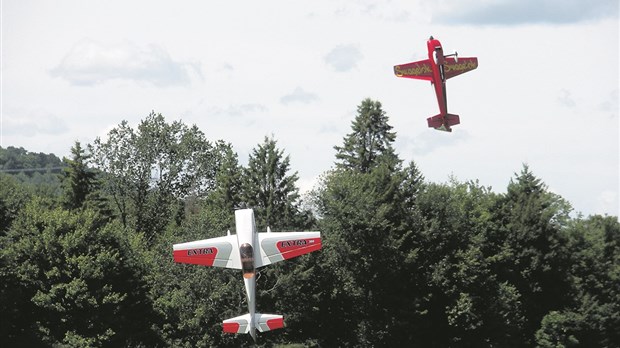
[0,146,65,175]
[0,146,66,195]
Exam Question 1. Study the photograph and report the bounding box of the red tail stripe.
[267,317,284,330]
[223,322,240,333]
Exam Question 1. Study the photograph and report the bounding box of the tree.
[241,136,302,230]
[0,146,65,198]
[313,165,407,346]
[334,98,400,173]
[0,174,31,235]
[0,199,161,346]
[310,100,410,345]
[61,141,111,215]
[207,142,243,213]
[490,165,574,344]
[541,214,620,347]
[89,112,218,241]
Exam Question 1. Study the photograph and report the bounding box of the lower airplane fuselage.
[235,210,258,340]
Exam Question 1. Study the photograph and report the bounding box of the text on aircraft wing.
[173,234,241,269]
[257,231,321,267]
[393,59,433,80]
[443,57,478,79]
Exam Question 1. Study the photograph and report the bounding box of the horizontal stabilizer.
[427,113,460,132]
[223,314,251,334]
[222,313,284,334]
[255,313,284,332]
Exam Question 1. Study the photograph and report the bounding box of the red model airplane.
[394,36,478,132]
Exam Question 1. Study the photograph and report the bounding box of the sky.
[2,0,619,217]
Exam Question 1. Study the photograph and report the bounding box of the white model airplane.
[173,208,321,341]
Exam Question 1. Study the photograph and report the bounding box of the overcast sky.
[2,0,618,216]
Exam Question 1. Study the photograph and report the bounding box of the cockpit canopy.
[240,243,255,279]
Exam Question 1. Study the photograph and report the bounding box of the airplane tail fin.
[427,113,460,132]
[222,313,284,334]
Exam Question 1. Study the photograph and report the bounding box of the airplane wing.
[444,57,478,79]
[257,231,321,268]
[394,59,433,80]
[173,234,241,269]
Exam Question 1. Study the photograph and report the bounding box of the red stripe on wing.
[276,238,322,260]
[173,247,218,266]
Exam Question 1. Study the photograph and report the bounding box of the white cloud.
[208,104,268,118]
[597,190,619,216]
[50,39,202,87]
[399,129,470,156]
[280,87,319,105]
[2,110,69,138]
[557,89,576,108]
[333,1,413,22]
[324,44,363,72]
[427,0,618,25]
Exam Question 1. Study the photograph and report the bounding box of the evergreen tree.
[241,136,301,230]
[312,99,410,345]
[208,142,243,213]
[334,98,400,173]
[61,141,99,210]
[490,165,573,344]
[536,214,620,347]
[0,174,31,235]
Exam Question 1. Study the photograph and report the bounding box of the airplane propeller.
[445,51,458,62]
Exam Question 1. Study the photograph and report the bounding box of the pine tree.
[61,141,98,210]
[241,136,300,230]
[492,164,573,344]
[334,98,400,173]
[208,142,242,212]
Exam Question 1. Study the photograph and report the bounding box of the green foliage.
[0,146,64,174]
[0,173,32,234]
[536,310,582,347]
[0,146,65,198]
[489,165,575,345]
[0,199,160,346]
[207,141,243,214]
[334,98,400,173]
[60,141,109,214]
[313,165,407,346]
[241,136,304,230]
[2,106,619,347]
[89,112,219,241]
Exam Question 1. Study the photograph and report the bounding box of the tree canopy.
[1,105,618,347]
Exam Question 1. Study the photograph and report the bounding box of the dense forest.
[1,100,618,347]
